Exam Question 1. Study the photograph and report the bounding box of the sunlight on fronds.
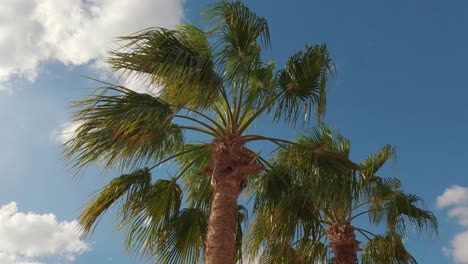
[65,86,183,172]
[109,25,222,109]
[278,125,358,173]
[79,168,152,236]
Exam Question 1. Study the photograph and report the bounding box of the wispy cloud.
[0,202,89,264]
[50,121,82,145]
[0,0,183,91]
[437,185,468,263]
[437,185,468,208]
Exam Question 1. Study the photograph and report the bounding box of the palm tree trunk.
[327,221,360,264]
[205,177,242,264]
[204,136,263,264]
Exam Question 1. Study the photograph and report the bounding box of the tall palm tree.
[247,125,438,264]
[64,1,337,263]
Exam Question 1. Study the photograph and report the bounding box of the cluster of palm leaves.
[64,1,437,263]
[247,127,437,263]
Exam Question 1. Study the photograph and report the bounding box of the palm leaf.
[258,241,298,264]
[79,168,152,236]
[108,25,221,109]
[121,177,183,257]
[274,45,333,124]
[65,85,183,172]
[277,125,358,173]
[295,238,328,264]
[156,208,208,264]
[177,144,213,212]
[361,232,417,264]
[206,0,270,82]
[383,192,438,236]
[360,144,396,180]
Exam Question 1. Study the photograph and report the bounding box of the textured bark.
[205,178,241,264]
[204,135,263,264]
[327,221,361,264]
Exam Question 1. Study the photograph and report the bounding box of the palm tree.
[247,125,437,264]
[64,1,336,263]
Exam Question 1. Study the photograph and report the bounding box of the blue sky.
[0,0,467,263]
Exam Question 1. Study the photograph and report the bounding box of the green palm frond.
[278,125,358,173]
[295,238,328,264]
[382,192,437,236]
[248,125,437,263]
[121,177,183,257]
[108,25,221,109]
[206,0,270,81]
[249,164,296,210]
[258,241,297,264]
[241,60,278,112]
[361,232,417,264]
[79,168,152,236]
[156,208,208,264]
[275,45,333,124]
[176,144,213,212]
[360,144,396,179]
[247,200,320,262]
[236,205,249,263]
[65,86,183,172]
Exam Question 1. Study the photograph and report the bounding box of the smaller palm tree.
[247,125,438,264]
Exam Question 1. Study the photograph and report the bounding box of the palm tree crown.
[247,125,438,264]
[64,1,336,263]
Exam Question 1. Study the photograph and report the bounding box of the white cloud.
[437,185,468,263]
[50,121,83,145]
[437,185,468,208]
[0,0,183,90]
[448,207,468,227]
[0,202,89,264]
[452,231,468,264]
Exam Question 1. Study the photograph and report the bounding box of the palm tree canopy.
[247,125,437,263]
[64,1,339,263]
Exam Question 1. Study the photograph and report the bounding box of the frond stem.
[237,93,282,134]
[175,115,221,136]
[147,145,207,171]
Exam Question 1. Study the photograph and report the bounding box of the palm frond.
[206,0,270,82]
[361,232,417,264]
[278,125,358,173]
[177,144,213,212]
[155,208,208,264]
[79,168,152,236]
[360,144,396,180]
[119,177,183,257]
[383,192,438,236]
[295,238,328,264]
[274,45,333,125]
[236,205,249,263]
[65,85,183,172]
[108,25,221,109]
[258,241,298,264]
